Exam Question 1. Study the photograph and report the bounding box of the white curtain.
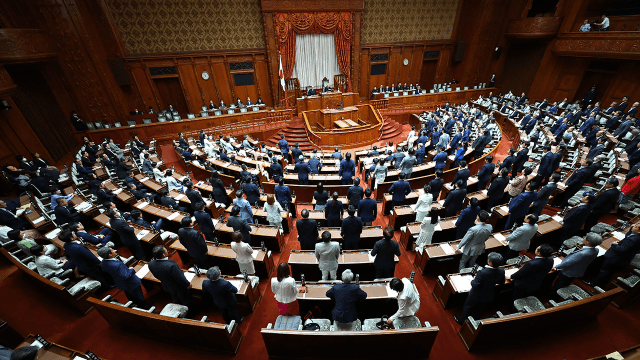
[291,33,341,89]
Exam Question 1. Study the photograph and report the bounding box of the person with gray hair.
[202,266,243,324]
[315,231,340,280]
[326,269,367,324]
[7,346,39,360]
[552,233,603,294]
[294,155,311,185]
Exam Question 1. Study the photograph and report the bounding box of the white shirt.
[389,278,420,321]
[166,177,183,192]
[271,276,297,304]
[412,193,433,213]
[231,241,253,264]
[601,17,609,28]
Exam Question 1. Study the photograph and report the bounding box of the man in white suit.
[315,231,340,280]
[458,210,493,271]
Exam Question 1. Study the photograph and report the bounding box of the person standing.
[107,209,145,261]
[508,244,554,301]
[412,185,433,222]
[339,152,355,185]
[178,216,209,269]
[326,269,367,325]
[458,211,493,271]
[271,262,299,315]
[552,233,602,294]
[325,192,344,227]
[505,182,538,230]
[313,183,329,210]
[371,227,401,279]
[202,266,243,324]
[455,198,481,240]
[443,181,467,217]
[341,206,363,250]
[231,231,255,275]
[476,155,495,191]
[315,231,340,280]
[531,173,560,216]
[58,229,110,288]
[263,194,284,229]
[347,178,364,209]
[584,178,621,232]
[358,188,377,226]
[454,252,505,325]
[227,205,253,245]
[389,174,412,209]
[194,202,215,243]
[372,159,388,190]
[505,214,538,259]
[294,156,311,185]
[148,245,191,308]
[296,209,319,250]
[588,223,640,288]
[387,277,420,325]
[97,246,150,309]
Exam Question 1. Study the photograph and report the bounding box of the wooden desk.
[334,120,350,129]
[94,213,169,260]
[17,335,105,359]
[134,262,261,312]
[169,241,274,279]
[296,92,359,116]
[214,221,285,252]
[103,180,136,205]
[283,173,342,186]
[288,249,399,281]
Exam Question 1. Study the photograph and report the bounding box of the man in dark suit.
[371,227,401,278]
[275,179,293,217]
[616,96,629,113]
[294,156,311,185]
[428,170,445,201]
[508,244,554,301]
[326,269,367,324]
[485,168,510,210]
[291,143,303,164]
[185,181,205,211]
[511,142,530,177]
[148,245,191,308]
[388,174,412,209]
[455,197,481,240]
[454,252,505,324]
[278,135,290,162]
[505,182,538,229]
[476,155,495,190]
[54,198,82,225]
[347,178,364,209]
[227,206,252,245]
[194,202,215,243]
[296,209,319,250]
[177,132,188,148]
[559,194,596,247]
[178,216,209,269]
[98,246,150,309]
[160,189,188,212]
[339,153,355,185]
[357,188,377,226]
[130,108,143,115]
[558,159,591,207]
[443,181,467,217]
[71,222,112,246]
[471,130,492,160]
[58,229,110,289]
[341,206,363,250]
[270,157,283,183]
[584,178,621,232]
[107,209,146,261]
[531,173,560,216]
[451,161,470,189]
[588,223,640,288]
[552,233,602,294]
[202,266,242,324]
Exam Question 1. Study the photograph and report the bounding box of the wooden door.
[154,77,189,115]
[419,60,438,90]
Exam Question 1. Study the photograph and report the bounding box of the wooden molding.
[504,17,562,39]
[261,0,364,12]
[552,32,640,60]
[0,65,17,97]
[0,29,56,63]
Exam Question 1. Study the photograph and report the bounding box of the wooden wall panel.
[196,63,219,106]
[254,60,273,107]
[176,64,201,113]
[212,62,233,107]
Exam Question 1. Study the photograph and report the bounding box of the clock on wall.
[201,71,210,80]
[403,58,409,66]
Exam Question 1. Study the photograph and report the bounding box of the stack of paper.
[553,257,562,267]
[440,243,455,255]
[228,279,244,290]
[140,177,149,182]
[493,233,507,244]
[252,250,259,259]
[113,188,122,195]
[135,201,149,209]
[184,272,196,282]
[611,231,625,240]
[504,268,519,278]
[45,228,61,239]
[552,215,564,223]
[450,275,473,292]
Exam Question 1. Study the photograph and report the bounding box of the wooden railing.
[370,88,496,111]
[302,104,383,149]
[578,15,640,32]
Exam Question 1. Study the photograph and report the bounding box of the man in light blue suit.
[552,233,602,294]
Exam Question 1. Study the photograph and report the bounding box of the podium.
[303,104,382,148]
[296,92,359,116]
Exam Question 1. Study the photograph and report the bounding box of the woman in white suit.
[412,184,433,222]
[416,207,440,248]
[230,231,255,275]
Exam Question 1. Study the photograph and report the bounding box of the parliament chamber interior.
[2,0,640,359]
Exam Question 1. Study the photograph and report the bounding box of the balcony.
[504,17,563,39]
[552,32,640,60]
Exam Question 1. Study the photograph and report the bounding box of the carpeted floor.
[1,125,640,360]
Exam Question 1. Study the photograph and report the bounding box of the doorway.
[153,77,189,115]
[573,70,614,106]
[419,60,438,90]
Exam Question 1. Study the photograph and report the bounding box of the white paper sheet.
[140,177,149,182]
[167,212,180,221]
[252,250,259,259]
[499,206,509,213]
[136,230,150,239]
[552,215,564,223]
[174,194,185,201]
[31,340,44,348]
[228,279,244,290]
[113,188,122,195]
[32,216,45,224]
[440,243,455,255]
[505,268,519,278]
[450,274,473,292]
[400,226,407,232]
[597,245,607,257]
[493,232,507,243]
[45,228,61,239]
[553,257,562,267]
[135,264,150,279]
[611,231,625,240]
[482,190,488,195]
[434,223,442,231]
[184,272,196,282]
[135,201,148,209]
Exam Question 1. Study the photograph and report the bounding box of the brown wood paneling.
[420,60,438,90]
[153,78,189,115]
[254,60,273,107]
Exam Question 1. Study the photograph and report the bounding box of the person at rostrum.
[371,226,401,279]
[387,276,420,325]
[505,214,539,260]
[454,252,505,325]
[178,216,209,269]
[326,269,367,326]
[271,262,299,315]
[296,209,319,250]
[202,266,243,325]
[507,244,554,301]
[148,245,191,308]
[315,231,340,280]
[341,205,363,250]
[458,210,493,271]
[552,233,602,294]
[97,245,151,309]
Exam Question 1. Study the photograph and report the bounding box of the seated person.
[70,222,112,246]
[7,229,58,256]
[32,244,74,278]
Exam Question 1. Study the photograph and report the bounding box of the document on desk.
[553,257,562,267]
[504,268,519,278]
[482,190,488,195]
[612,231,625,240]
[499,205,509,213]
[113,188,122,195]
[32,216,45,224]
[174,194,185,201]
[136,230,150,240]
[45,228,61,239]
[140,177,149,182]
[450,274,473,292]
[228,279,244,290]
[135,264,150,279]
[434,223,442,231]
[440,243,455,255]
[552,215,563,223]
[167,212,180,221]
[184,272,196,283]
[135,201,149,209]
[597,245,607,257]
[252,250,259,259]
[493,233,507,244]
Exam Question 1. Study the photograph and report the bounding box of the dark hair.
[390,277,404,292]
[232,230,243,243]
[383,226,394,240]
[235,189,243,199]
[365,188,372,197]
[10,346,39,360]
[106,209,118,219]
[478,210,490,222]
[538,244,553,258]
[230,205,240,216]
[30,244,44,256]
[486,155,493,163]
[429,207,439,224]
[469,197,479,208]
[322,231,331,242]
[276,262,290,282]
[586,194,597,204]
[317,182,324,193]
[487,252,504,267]
[58,229,73,243]
[526,214,538,224]
[550,173,561,182]
[331,191,339,206]
[181,216,192,227]
[152,245,166,259]
[459,160,467,167]
[301,209,309,218]
[354,177,360,186]
[435,170,442,178]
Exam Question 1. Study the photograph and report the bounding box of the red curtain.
[275,12,352,91]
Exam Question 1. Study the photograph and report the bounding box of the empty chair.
[187,113,195,119]
[103,123,111,128]
[513,296,545,313]
[159,303,189,318]
[67,278,101,296]
[331,319,362,331]
[127,120,136,126]
[557,284,590,301]
[86,122,96,130]
[94,122,104,129]
[214,110,222,116]
[201,106,207,111]
[142,118,152,124]
[272,315,302,330]
[617,269,640,288]
[200,111,209,117]
[506,255,531,266]
[172,115,180,121]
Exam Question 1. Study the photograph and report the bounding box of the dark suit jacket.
[227,215,252,244]
[186,188,204,210]
[347,186,364,208]
[532,182,557,207]
[563,204,593,232]
[357,198,377,223]
[111,218,140,251]
[389,180,411,202]
[455,206,481,238]
[116,161,133,179]
[487,176,509,202]
[468,266,505,304]
[326,283,367,323]
[101,259,141,292]
[444,188,467,214]
[371,238,400,271]
[148,259,190,294]
[296,218,319,249]
[511,257,554,294]
[63,242,102,277]
[591,188,620,215]
[178,227,207,258]
[242,183,260,205]
[194,210,214,233]
[341,216,363,245]
[428,178,444,200]
[161,195,180,209]
[508,191,537,219]
[202,278,238,309]
[452,168,470,188]
[604,232,640,266]
[476,163,495,187]
[54,205,81,225]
